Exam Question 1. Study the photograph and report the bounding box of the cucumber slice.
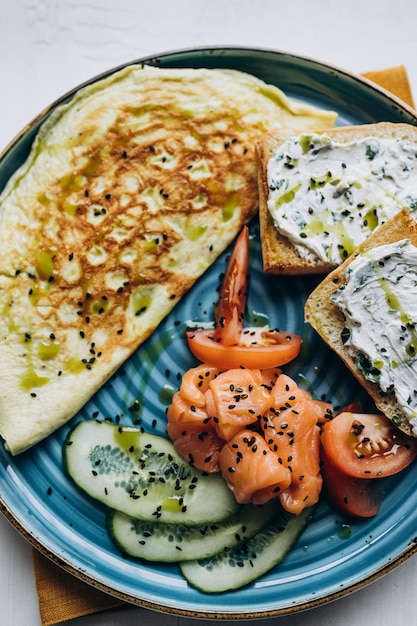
[63,420,239,525]
[180,505,315,593]
[107,501,278,563]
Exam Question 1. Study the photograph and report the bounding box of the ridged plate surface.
[1,47,417,619]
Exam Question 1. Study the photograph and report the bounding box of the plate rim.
[1,44,416,163]
[4,451,417,619]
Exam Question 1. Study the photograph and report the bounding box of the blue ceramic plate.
[1,47,417,619]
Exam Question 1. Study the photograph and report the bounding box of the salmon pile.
[167,364,333,515]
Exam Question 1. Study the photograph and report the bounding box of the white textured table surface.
[1,1,417,625]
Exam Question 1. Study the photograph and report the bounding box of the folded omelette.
[0,64,336,454]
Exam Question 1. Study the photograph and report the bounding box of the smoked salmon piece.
[166,364,225,472]
[219,429,291,504]
[166,391,209,425]
[260,367,282,390]
[263,374,332,514]
[207,368,274,441]
[166,364,222,425]
[179,364,221,407]
[167,420,224,473]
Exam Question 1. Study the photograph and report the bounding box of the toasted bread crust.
[256,122,417,275]
[305,209,417,436]
[256,127,335,275]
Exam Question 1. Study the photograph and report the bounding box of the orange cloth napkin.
[31,65,415,626]
[32,549,125,625]
[362,65,415,108]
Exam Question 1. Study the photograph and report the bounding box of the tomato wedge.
[336,401,363,415]
[186,225,302,369]
[321,448,385,518]
[186,327,302,370]
[212,226,249,346]
[321,412,417,479]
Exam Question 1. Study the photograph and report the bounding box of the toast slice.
[305,209,417,437]
[256,122,417,275]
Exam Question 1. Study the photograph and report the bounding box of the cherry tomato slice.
[212,226,249,346]
[321,448,384,518]
[186,327,302,370]
[336,401,363,415]
[321,412,417,479]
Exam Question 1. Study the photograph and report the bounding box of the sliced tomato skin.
[212,226,249,346]
[321,448,384,518]
[186,328,301,370]
[336,401,363,415]
[321,412,417,479]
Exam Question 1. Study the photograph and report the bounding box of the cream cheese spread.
[332,239,417,432]
[267,133,417,264]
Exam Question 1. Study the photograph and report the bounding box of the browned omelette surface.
[0,64,336,454]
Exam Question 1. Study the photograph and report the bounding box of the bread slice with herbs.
[255,122,417,275]
[304,208,417,437]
